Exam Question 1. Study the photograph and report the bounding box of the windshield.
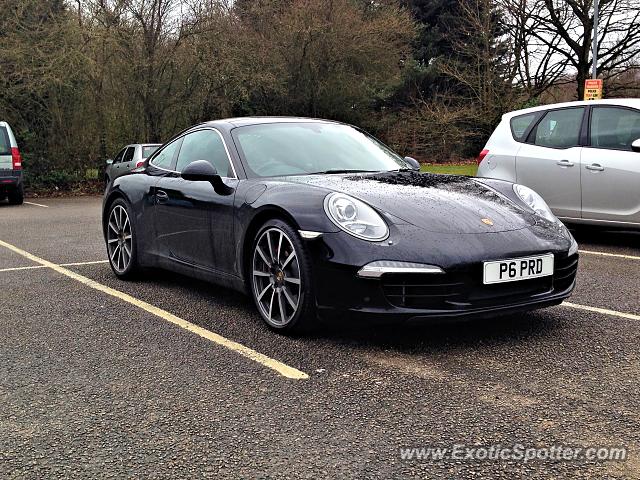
[232,122,409,178]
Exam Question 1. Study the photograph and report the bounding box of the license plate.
[483,254,554,284]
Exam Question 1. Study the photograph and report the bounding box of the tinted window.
[532,108,584,148]
[151,139,180,169]
[176,129,233,177]
[591,107,640,150]
[122,147,135,163]
[0,127,10,155]
[510,113,537,141]
[113,148,126,164]
[142,145,159,158]
[233,123,408,178]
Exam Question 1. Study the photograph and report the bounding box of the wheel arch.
[102,190,129,238]
[240,206,301,291]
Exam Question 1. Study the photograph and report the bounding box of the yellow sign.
[584,79,603,100]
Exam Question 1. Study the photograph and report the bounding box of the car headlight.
[513,184,558,223]
[324,192,389,241]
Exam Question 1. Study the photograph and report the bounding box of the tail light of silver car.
[477,149,489,165]
[11,147,22,170]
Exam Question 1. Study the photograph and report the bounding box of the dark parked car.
[0,121,24,205]
[102,117,578,332]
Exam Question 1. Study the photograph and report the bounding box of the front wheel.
[106,199,140,279]
[250,219,316,333]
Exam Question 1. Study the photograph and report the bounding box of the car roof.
[204,116,343,128]
[503,98,640,119]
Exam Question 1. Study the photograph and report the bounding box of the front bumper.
[308,228,578,323]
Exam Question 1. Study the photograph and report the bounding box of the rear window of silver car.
[142,146,159,158]
[0,127,10,155]
[510,113,538,142]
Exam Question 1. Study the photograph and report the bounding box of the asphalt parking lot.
[1,197,639,479]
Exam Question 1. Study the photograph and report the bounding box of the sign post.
[584,79,603,100]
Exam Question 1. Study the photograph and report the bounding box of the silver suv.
[477,99,640,229]
[105,144,160,183]
[0,121,24,205]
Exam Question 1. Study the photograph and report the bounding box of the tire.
[105,198,140,279]
[7,185,24,205]
[249,219,316,333]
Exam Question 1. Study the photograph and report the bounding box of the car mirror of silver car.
[403,156,421,171]
[106,159,113,165]
[631,139,640,153]
[181,160,233,195]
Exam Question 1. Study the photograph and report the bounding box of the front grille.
[381,253,578,310]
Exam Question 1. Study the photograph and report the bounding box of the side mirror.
[181,160,233,195]
[106,159,113,165]
[632,139,640,153]
[404,156,421,171]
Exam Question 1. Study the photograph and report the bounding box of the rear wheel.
[250,219,315,333]
[7,185,24,205]
[106,199,139,279]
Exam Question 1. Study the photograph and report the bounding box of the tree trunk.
[576,68,586,100]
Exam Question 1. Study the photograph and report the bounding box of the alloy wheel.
[252,227,302,327]
[107,204,133,273]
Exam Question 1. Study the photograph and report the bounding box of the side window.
[510,113,537,142]
[591,107,640,150]
[176,129,233,177]
[122,147,135,163]
[0,127,11,155]
[150,139,181,170]
[531,108,584,148]
[113,148,126,164]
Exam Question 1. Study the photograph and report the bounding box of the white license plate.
[483,254,554,284]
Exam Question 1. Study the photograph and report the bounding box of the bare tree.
[500,0,571,97]
[503,0,640,99]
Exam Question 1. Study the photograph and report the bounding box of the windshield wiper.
[310,169,378,175]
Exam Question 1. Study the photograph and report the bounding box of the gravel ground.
[1,196,638,479]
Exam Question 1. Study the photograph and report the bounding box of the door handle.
[556,160,574,167]
[585,163,604,171]
[156,190,169,203]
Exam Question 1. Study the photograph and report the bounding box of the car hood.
[279,171,536,234]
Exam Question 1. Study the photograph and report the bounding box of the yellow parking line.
[579,250,640,261]
[0,265,46,272]
[0,239,309,380]
[60,260,109,267]
[24,201,49,208]
[0,260,109,273]
[562,301,640,321]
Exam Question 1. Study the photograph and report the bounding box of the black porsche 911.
[102,117,578,332]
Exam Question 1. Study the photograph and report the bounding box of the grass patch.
[420,163,477,176]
